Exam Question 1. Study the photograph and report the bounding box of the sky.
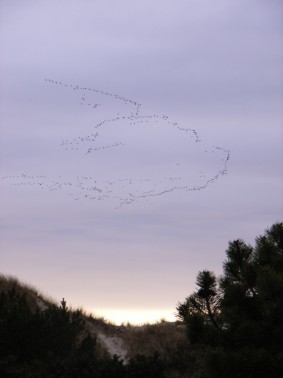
[0,0,282,325]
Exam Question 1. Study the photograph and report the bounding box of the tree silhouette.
[177,222,283,378]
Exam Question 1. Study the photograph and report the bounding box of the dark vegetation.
[0,283,165,378]
[177,222,283,377]
[0,222,282,377]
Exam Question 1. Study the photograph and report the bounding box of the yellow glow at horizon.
[91,309,176,325]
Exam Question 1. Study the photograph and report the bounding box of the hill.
[0,274,197,378]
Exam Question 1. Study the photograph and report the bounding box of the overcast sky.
[0,0,282,324]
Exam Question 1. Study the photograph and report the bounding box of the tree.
[176,270,222,345]
[176,222,283,378]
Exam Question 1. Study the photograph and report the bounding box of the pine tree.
[177,222,283,378]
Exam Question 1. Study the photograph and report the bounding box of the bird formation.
[1,79,230,208]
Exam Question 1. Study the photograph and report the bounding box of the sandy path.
[96,332,128,362]
[85,321,128,363]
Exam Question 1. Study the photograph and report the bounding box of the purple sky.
[1,0,282,324]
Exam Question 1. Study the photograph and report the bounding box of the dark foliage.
[126,353,165,378]
[0,290,167,377]
[177,222,283,378]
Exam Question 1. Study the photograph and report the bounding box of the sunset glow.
[92,309,176,326]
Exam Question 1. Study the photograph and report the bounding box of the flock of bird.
[1,79,230,208]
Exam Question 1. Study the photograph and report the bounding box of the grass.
[0,273,57,311]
